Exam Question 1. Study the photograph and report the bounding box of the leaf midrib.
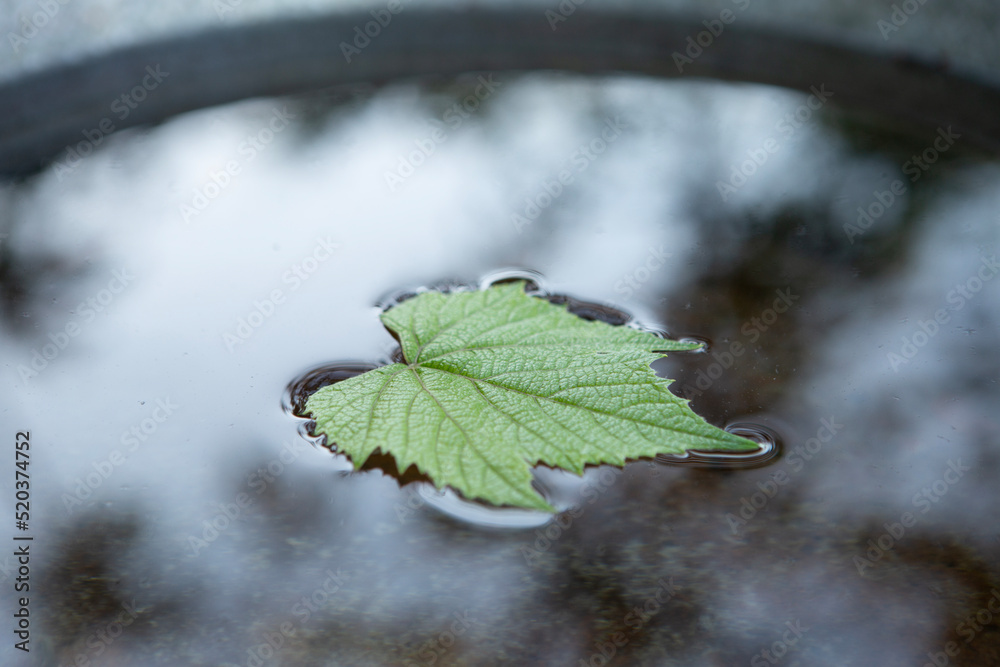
[417,363,728,442]
[406,366,543,506]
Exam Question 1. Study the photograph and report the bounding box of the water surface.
[2,73,999,666]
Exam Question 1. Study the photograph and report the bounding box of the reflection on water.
[1,74,999,666]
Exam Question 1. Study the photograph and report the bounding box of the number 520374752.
[15,432,30,527]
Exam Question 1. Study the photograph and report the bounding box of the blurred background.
[1,2,999,666]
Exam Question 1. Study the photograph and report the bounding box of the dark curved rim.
[1,7,999,177]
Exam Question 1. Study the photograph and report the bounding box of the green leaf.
[305,281,756,511]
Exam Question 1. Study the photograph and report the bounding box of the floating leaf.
[305,282,756,511]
